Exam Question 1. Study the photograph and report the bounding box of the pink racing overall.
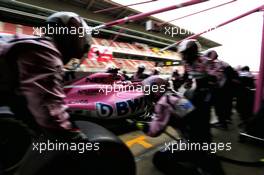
[0,35,76,134]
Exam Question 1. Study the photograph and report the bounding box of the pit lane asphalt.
[119,126,178,158]
[73,113,264,175]
[115,113,264,175]
[118,126,176,175]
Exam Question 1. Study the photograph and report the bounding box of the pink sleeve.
[17,42,72,131]
[147,96,171,137]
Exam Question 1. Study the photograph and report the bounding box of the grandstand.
[0,0,220,75]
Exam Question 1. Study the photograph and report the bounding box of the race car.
[64,72,149,121]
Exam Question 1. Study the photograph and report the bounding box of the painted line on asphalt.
[125,135,153,148]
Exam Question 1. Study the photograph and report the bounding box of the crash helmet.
[46,12,92,63]
[154,67,161,72]
[153,67,161,75]
[172,67,180,77]
[138,63,145,69]
[203,49,218,60]
[106,63,119,73]
[141,75,169,102]
[177,39,201,53]
[136,63,146,74]
[177,39,201,63]
[172,67,178,72]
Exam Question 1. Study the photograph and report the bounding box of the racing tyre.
[0,115,32,174]
[17,121,136,175]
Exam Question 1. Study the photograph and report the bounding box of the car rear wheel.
[17,121,136,175]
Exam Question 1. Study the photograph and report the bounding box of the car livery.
[64,73,147,120]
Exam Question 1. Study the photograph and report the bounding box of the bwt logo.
[96,97,146,118]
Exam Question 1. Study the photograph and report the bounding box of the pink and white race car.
[64,73,148,120]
